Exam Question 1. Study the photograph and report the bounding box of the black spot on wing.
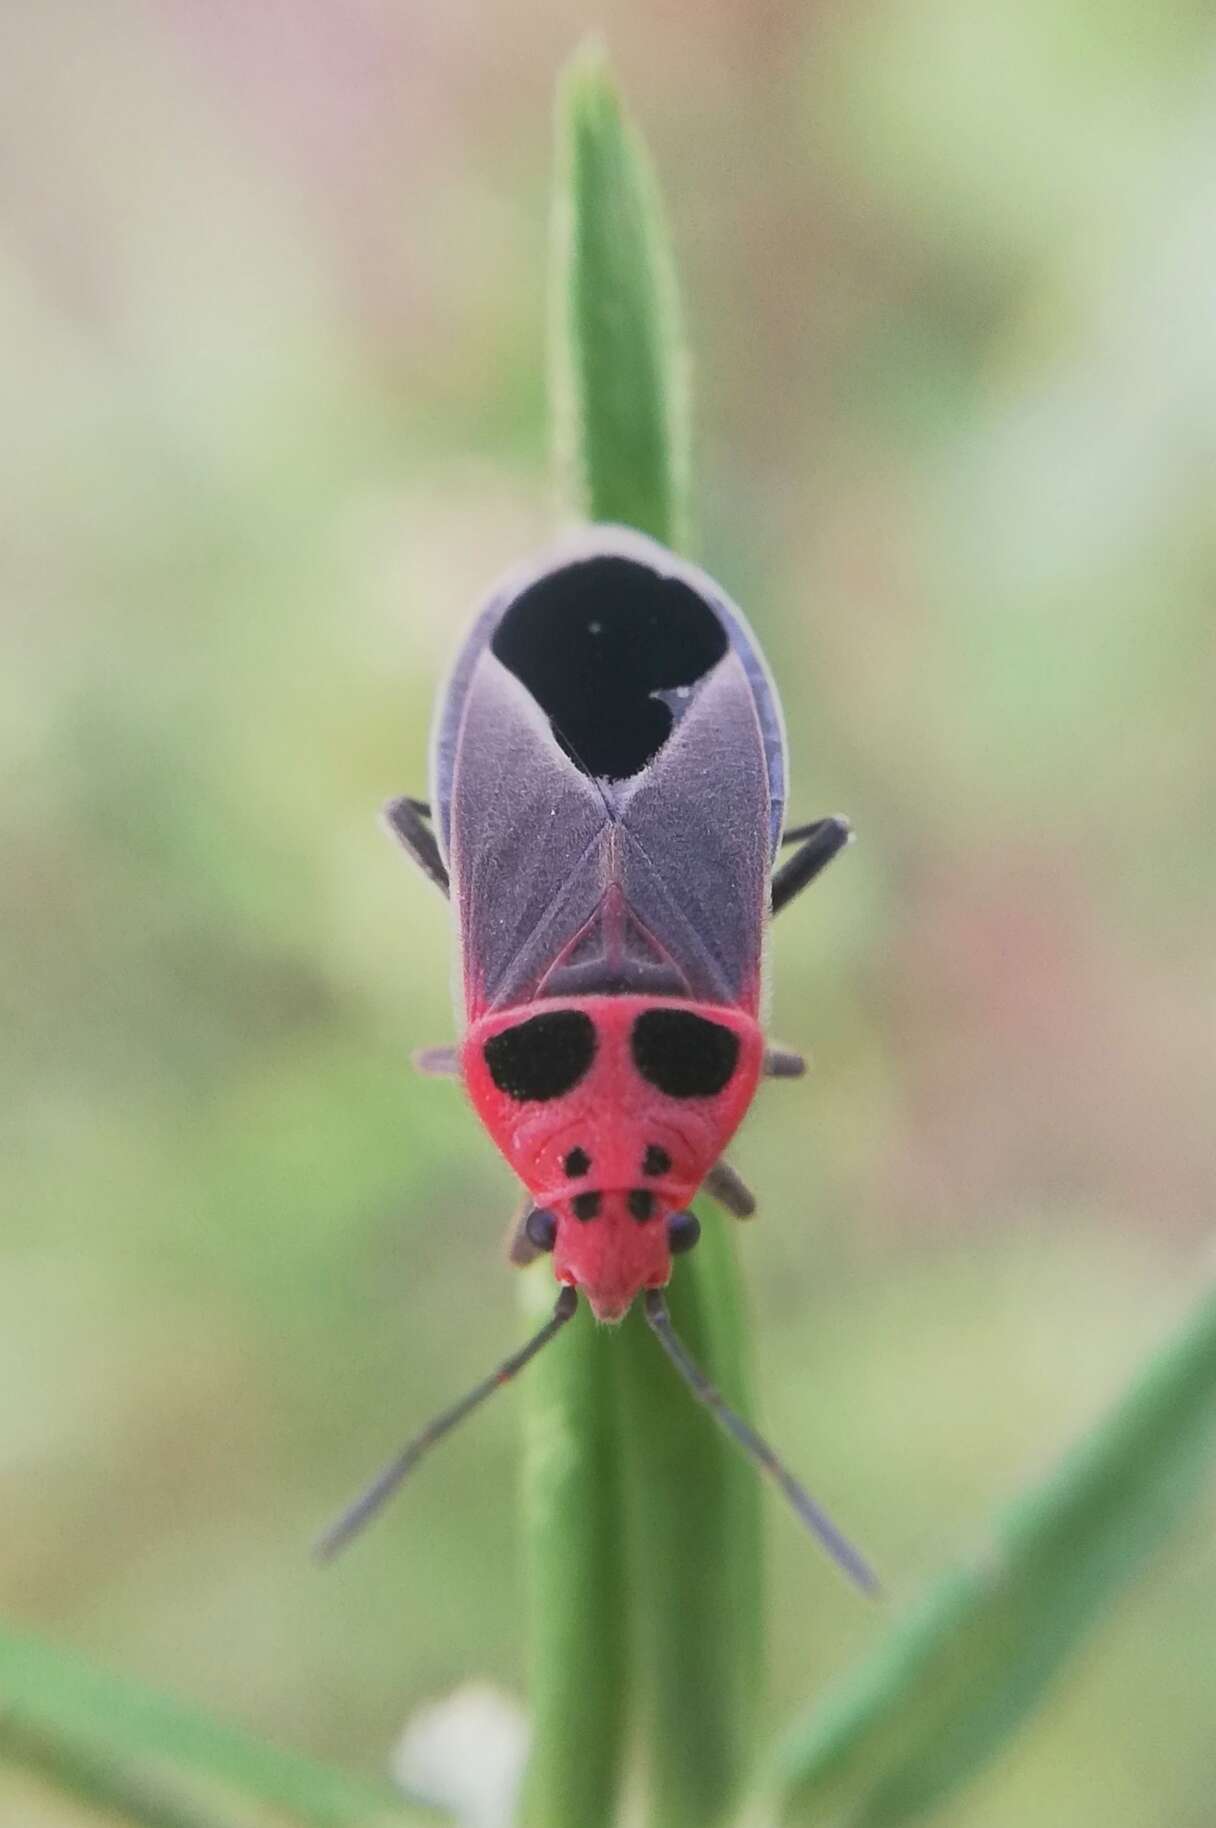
[490,557,728,780]
[631,1009,741,1099]
[484,1010,596,1102]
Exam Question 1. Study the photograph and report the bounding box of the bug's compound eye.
[631,1009,740,1098]
[642,1144,671,1177]
[483,1010,596,1102]
[564,1147,591,1177]
[667,1210,701,1254]
[525,1207,558,1253]
[628,1189,655,1223]
[572,1191,601,1221]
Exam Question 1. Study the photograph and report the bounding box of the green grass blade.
[1,1714,244,1828]
[550,37,690,545]
[765,1277,1216,1827]
[522,42,763,1828]
[518,1287,629,1828]
[617,1209,763,1828]
[0,1620,434,1828]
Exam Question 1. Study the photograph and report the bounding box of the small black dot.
[572,1191,601,1221]
[564,1147,591,1178]
[628,1189,655,1223]
[642,1144,671,1177]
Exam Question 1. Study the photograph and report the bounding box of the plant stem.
[518,1288,629,1828]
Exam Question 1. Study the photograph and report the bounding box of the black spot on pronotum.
[491,556,729,780]
[628,1189,655,1223]
[564,1147,591,1178]
[667,1210,701,1254]
[572,1192,601,1221]
[525,1207,558,1253]
[642,1143,671,1177]
[631,1009,741,1099]
[484,1010,596,1102]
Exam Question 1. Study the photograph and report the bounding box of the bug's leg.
[412,1045,461,1078]
[771,816,852,917]
[383,795,449,897]
[704,1158,757,1219]
[780,817,834,846]
[764,1045,807,1079]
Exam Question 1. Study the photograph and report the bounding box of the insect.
[319,525,873,1588]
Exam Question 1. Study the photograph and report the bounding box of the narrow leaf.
[1,1714,244,1828]
[518,1289,629,1828]
[616,1209,762,1828]
[0,1619,433,1828]
[766,1277,1216,1827]
[550,37,690,546]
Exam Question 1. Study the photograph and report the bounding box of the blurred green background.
[3,2,1215,1823]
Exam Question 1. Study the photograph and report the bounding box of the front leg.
[771,816,851,917]
[383,795,449,897]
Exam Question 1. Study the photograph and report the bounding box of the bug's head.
[535,1189,700,1323]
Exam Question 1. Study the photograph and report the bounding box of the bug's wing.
[615,647,772,1009]
[432,526,788,1015]
[447,648,611,1014]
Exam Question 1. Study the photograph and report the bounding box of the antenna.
[642,1289,879,1595]
[316,1285,579,1562]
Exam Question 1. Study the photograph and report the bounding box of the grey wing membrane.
[448,650,612,1013]
[615,650,771,1007]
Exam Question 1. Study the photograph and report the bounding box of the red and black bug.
[320,526,872,1588]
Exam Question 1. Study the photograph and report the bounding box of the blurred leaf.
[0,1715,243,1828]
[522,41,761,1828]
[765,1276,1216,1827]
[0,1620,436,1828]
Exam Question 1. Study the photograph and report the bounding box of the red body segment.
[464,995,763,1319]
